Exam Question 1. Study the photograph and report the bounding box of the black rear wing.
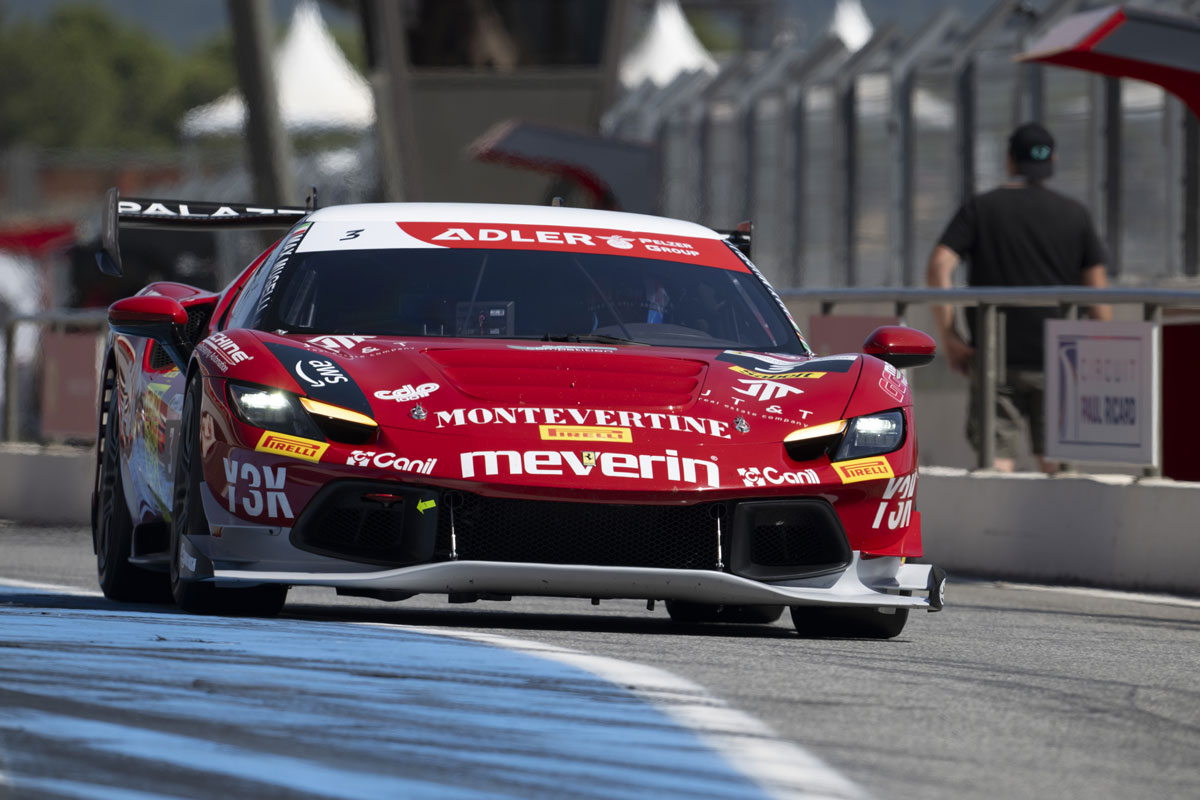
[96,187,308,277]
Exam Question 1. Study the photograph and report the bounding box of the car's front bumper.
[205,552,943,610]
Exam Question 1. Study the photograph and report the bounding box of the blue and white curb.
[0,579,865,799]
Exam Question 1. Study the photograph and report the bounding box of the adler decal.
[396,223,748,270]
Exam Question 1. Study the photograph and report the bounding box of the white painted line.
[355,623,868,800]
[964,578,1200,609]
[0,577,101,596]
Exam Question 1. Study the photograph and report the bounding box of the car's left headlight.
[832,410,905,461]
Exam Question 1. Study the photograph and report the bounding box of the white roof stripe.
[307,203,725,240]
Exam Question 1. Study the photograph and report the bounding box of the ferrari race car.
[93,190,945,638]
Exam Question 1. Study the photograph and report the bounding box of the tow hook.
[927,565,947,612]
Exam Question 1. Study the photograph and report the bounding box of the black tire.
[170,373,288,617]
[789,605,909,639]
[665,601,785,624]
[95,385,169,602]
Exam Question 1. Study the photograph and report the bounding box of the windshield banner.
[395,223,750,271]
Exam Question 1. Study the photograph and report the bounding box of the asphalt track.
[2,523,1199,799]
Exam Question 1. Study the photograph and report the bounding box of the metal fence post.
[4,320,17,442]
[978,302,999,469]
[1145,302,1163,479]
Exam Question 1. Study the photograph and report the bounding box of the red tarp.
[1017,5,1200,118]
[0,223,75,255]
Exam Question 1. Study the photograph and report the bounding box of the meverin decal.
[737,467,819,487]
[346,450,437,474]
[460,449,719,488]
[731,378,803,402]
[257,222,311,311]
[223,458,292,518]
[872,472,917,529]
[198,332,252,372]
[375,383,439,402]
[265,342,373,416]
[434,407,730,439]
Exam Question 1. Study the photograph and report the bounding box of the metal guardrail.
[4,309,108,443]
[780,286,1200,475]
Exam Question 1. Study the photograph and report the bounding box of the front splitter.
[212,554,939,610]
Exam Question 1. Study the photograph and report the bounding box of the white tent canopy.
[182,0,375,137]
[619,0,717,90]
[829,0,874,52]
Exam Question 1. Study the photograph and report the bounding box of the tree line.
[0,4,363,151]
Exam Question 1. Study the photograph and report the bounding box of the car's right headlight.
[832,410,905,461]
[227,383,325,441]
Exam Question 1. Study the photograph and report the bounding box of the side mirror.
[108,296,190,370]
[862,325,936,369]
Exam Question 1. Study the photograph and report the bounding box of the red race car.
[93,190,945,638]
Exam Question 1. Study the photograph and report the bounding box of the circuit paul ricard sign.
[1044,321,1158,466]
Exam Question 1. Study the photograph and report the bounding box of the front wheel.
[789,605,909,639]
[170,373,287,616]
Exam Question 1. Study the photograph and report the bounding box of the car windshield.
[260,247,806,353]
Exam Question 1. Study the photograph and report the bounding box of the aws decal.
[265,342,373,416]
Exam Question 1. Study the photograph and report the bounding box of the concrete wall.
[0,444,93,525]
[3,444,1196,597]
[920,466,1200,596]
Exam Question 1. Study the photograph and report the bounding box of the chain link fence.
[604,0,1200,291]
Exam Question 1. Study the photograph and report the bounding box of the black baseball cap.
[1009,122,1055,179]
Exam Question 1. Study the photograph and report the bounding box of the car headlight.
[783,419,848,462]
[298,396,378,444]
[229,384,379,444]
[832,411,905,461]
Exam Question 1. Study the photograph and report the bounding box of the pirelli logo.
[729,366,826,380]
[255,432,329,463]
[539,425,633,443]
[833,456,894,484]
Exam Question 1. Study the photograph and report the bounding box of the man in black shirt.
[926,122,1111,472]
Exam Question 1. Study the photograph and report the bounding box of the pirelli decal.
[255,431,329,463]
[833,456,894,484]
[539,425,633,443]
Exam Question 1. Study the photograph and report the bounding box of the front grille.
[730,500,851,580]
[436,493,719,570]
[291,482,440,565]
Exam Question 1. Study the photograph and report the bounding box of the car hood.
[243,333,865,445]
